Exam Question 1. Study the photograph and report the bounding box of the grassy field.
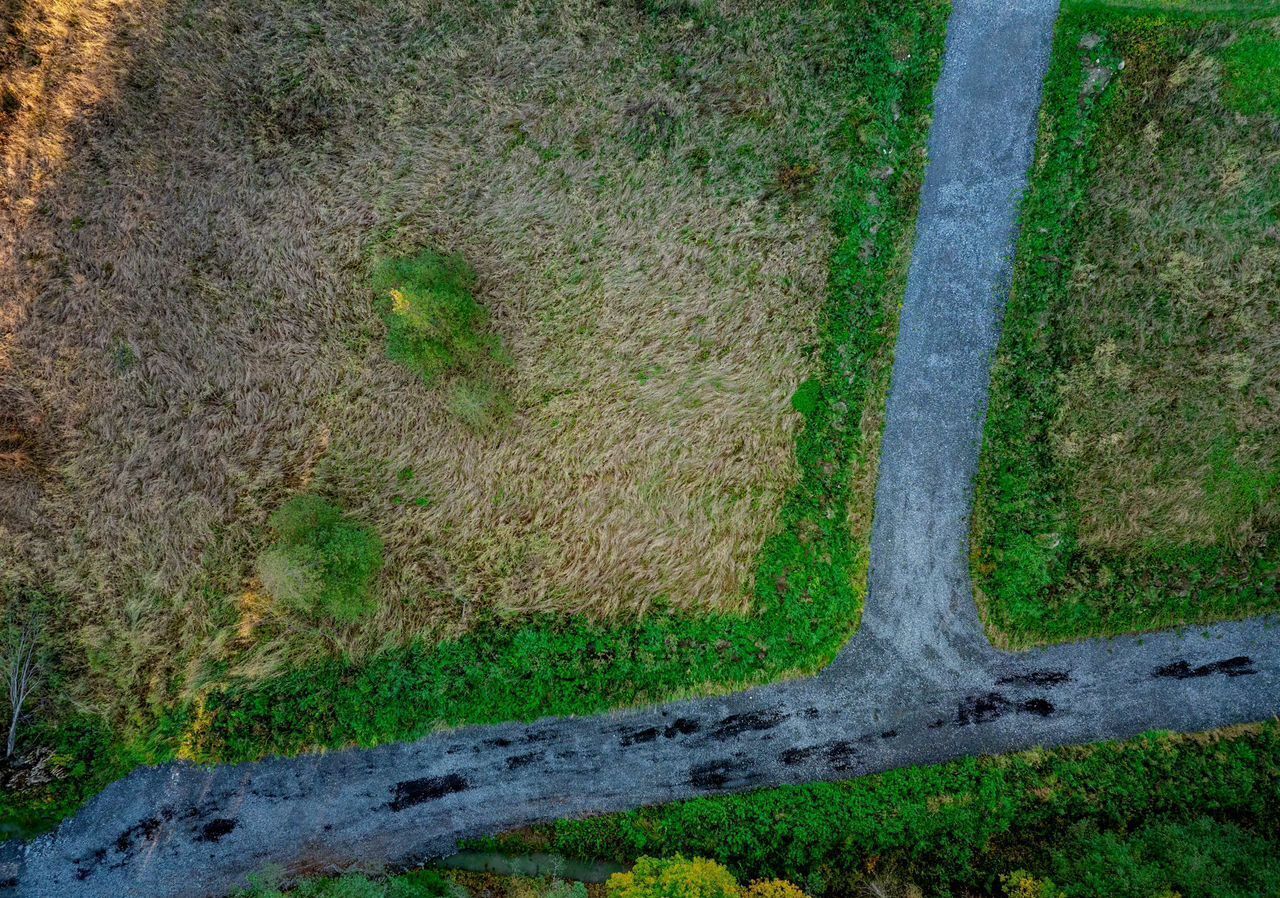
[224,723,1280,897]
[1,0,948,835]
[972,0,1280,645]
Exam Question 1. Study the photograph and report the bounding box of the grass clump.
[972,3,1280,645]
[1220,25,1280,115]
[375,250,506,384]
[375,250,511,430]
[256,496,383,623]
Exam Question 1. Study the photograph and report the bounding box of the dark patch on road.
[779,739,861,771]
[956,692,1056,726]
[484,737,513,748]
[506,751,544,770]
[880,729,898,739]
[779,744,819,766]
[1018,698,1054,717]
[198,819,237,843]
[388,773,469,811]
[928,718,947,729]
[664,717,700,738]
[114,817,162,853]
[800,707,820,720]
[957,692,1009,725]
[690,759,735,789]
[620,727,659,747]
[711,708,789,740]
[1155,656,1255,680]
[996,670,1070,688]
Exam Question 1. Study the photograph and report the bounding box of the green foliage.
[235,869,459,898]
[788,379,821,417]
[1043,818,1280,898]
[607,857,740,898]
[375,250,503,384]
[1220,27,1280,116]
[543,880,587,898]
[256,496,384,623]
[480,725,1280,898]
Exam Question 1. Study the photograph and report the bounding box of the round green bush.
[256,496,383,622]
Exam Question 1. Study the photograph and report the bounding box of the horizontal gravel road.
[7,0,1278,894]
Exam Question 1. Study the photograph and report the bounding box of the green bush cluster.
[256,495,384,623]
[374,250,511,430]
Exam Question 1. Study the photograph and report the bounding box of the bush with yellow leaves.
[606,857,807,898]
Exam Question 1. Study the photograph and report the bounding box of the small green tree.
[256,496,384,623]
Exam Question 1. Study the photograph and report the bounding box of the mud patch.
[1155,656,1254,680]
[956,692,1055,726]
[388,773,469,811]
[664,718,700,739]
[690,759,736,789]
[114,817,162,853]
[198,818,237,843]
[619,727,659,747]
[506,751,544,770]
[711,707,789,740]
[996,670,1070,688]
[779,739,861,771]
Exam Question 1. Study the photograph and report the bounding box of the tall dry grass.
[0,0,847,711]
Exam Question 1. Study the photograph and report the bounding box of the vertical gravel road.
[7,0,1278,894]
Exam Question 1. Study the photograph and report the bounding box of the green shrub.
[789,378,822,417]
[374,250,505,384]
[256,496,383,623]
[1045,818,1280,898]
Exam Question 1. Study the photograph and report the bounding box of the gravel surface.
[7,1,1278,894]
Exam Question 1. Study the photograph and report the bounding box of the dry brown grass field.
[1,0,853,712]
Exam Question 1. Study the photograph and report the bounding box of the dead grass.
[1049,20,1280,553]
[0,0,848,711]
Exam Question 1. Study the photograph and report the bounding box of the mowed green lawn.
[973,0,1280,645]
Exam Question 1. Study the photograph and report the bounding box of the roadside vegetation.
[1,0,947,836]
[220,723,1280,898]
[972,0,1280,645]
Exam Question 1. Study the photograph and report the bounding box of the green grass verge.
[474,723,1280,898]
[971,2,1280,646]
[0,0,948,837]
